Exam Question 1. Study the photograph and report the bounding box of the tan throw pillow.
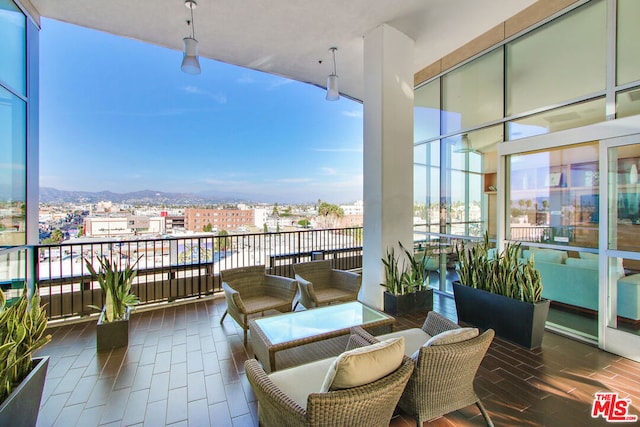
[411,327,479,360]
[320,336,405,392]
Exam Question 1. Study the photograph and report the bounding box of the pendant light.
[326,47,339,101]
[181,0,201,75]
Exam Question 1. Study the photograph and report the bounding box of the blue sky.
[39,19,364,204]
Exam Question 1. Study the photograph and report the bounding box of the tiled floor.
[34,294,640,427]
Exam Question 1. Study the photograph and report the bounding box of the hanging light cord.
[331,48,337,76]
[189,3,196,39]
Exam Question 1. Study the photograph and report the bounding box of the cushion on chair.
[320,337,405,392]
[411,327,478,360]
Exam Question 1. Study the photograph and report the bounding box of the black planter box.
[383,289,433,316]
[0,356,49,427]
[453,281,550,349]
[97,307,130,351]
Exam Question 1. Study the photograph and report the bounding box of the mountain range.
[39,187,252,205]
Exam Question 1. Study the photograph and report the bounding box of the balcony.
[34,294,640,426]
[2,229,639,425]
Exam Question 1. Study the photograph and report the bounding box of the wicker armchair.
[245,349,414,427]
[220,265,298,346]
[292,260,361,309]
[354,312,495,426]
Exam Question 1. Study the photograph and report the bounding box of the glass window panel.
[506,0,606,116]
[442,49,503,134]
[0,85,26,245]
[414,78,440,142]
[616,88,640,119]
[414,144,427,166]
[607,144,640,252]
[0,0,26,96]
[507,98,606,141]
[617,0,640,85]
[610,256,640,336]
[507,143,599,248]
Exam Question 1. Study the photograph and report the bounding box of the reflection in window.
[616,88,640,120]
[0,86,26,245]
[507,98,606,141]
[0,0,26,96]
[607,144,640,253]
[508,143,599,248]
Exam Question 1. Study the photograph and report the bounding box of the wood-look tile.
[35,295,640,427]
[131,363,154,391]
[225,381,250,418]
[205,373,227,405]
[208,401,233,427]
[166,387,188,425]
[51,402,84,427]
[169,361,188,389]
[148,371,171,403]
[187,371,207,402]
[121,388,150,426]
[143,399,168,427]
[98,387,131,425]
[187,398,210,426]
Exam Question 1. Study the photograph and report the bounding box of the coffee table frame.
[249,302,395,373]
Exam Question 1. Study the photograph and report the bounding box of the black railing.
[35,227,363,320]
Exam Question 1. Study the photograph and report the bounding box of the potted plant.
[454,232,550,349]
[0,286,51,427]
[381,242,434,315]
[85,256,140,351]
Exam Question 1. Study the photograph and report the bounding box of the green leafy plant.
[382,242,433,295]
[455,232,543,303]
[0,286,51,404]
[85,256,141,322]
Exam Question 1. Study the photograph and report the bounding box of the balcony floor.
[34,294,640,427]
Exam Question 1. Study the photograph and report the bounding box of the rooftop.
[35,294,640,426]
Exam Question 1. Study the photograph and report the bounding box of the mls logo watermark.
[592,392,638,422]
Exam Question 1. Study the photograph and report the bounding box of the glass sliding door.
[600,136,640,362]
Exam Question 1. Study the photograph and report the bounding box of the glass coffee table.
[249,301,395,373]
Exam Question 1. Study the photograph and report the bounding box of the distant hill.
[39,187,245,205]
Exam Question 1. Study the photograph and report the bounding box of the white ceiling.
[29,0,538,101]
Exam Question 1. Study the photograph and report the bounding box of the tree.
[50,229,64,243]
[298,219,311,228]
[215,230,229,251]
[203,223,213,232]
[316,202,345,229]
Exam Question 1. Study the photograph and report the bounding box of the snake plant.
[455,232,543,303]
[0,286,51,404]
[85,256,141,322]
[382,242,434,295]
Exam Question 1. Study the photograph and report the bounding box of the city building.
[83,216,166,237]
[2,0,640,380]
[184,207,255,232]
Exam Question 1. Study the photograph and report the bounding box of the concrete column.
[360,24,415,309]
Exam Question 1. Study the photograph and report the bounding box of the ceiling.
[28,0,538,101]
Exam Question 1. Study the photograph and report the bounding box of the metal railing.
[34,227,363,320]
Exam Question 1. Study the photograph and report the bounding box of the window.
[505,0,606,116]
[507,142,599,248]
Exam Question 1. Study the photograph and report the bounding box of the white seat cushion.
[378,328,431,357]
[268,357,336,410]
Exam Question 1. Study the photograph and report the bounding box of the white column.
[360,24,415,309]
